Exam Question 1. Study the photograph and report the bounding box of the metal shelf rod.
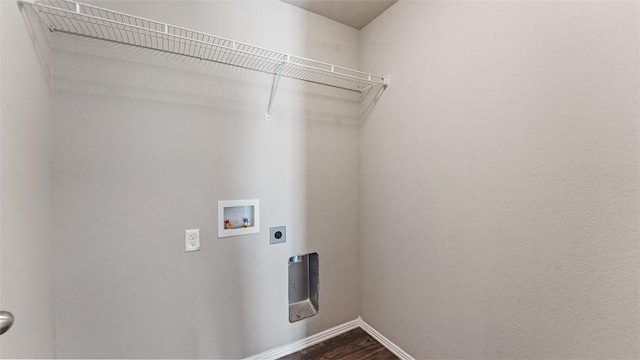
[43,10,377,88]
[28,0,380,82]
[18,0,389,121]
[53,0,376,80]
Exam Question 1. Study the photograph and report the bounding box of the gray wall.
[0,1,55,358]
[5,1,639,359]
[360,1,639,358]
[51,1,361,358]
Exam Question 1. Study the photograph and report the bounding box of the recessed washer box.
[218,199,259,238]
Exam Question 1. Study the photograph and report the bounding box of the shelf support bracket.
[266,59,287,121]
[359,77,390,125]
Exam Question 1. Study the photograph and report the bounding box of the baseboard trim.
[358,316,414,360]
[246,318,361,359]
[246,317,414,360]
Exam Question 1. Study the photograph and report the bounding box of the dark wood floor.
[279,328,397,360]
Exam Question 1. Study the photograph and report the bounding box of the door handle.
[0,311,14,335]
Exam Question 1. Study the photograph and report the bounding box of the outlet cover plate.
[185,229,200,252]
[270,226,286,245]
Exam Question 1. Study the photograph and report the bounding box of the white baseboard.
[358,316,414,360]
[246,318,361,360]
[246,317,414,360]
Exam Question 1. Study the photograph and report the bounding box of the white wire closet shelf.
[19,0,389,121]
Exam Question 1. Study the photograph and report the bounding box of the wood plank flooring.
[279,328,397,360]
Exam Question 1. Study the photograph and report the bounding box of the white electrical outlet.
[185,229,200,252]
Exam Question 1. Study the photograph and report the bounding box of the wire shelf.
[19,0,388,95]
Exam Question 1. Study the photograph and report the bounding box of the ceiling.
[281,0,398,30]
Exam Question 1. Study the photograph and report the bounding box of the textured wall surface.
[360,1,639,358]
[51,1,361,358]
[0,1,55,358]
[5,0,639,358]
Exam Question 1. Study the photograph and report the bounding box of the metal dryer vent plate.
[288,253,319,322]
